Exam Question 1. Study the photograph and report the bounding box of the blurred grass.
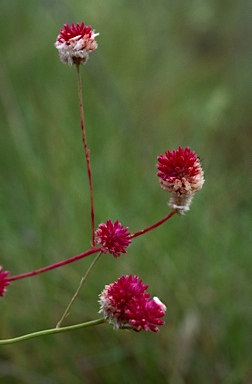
[0,0,251,383]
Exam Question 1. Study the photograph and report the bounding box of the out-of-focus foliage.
[0,0,251,383]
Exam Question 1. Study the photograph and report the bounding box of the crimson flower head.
[0,266,10,297]
[55,22,99,66]
[99,275,166,332]
[95,220,131,258]
[157,146,205,214]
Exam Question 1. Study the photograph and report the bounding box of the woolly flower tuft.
[95,220,131,258]
[157,146,205,214]
[55,22,99,66]
[0,266,10,297]
[99,275,166,333]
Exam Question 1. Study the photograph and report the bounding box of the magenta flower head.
[99,275,166,332]
[95,220,131,258]
[55,22,99,66]
[157,146,205,214]
[0,266,10,297]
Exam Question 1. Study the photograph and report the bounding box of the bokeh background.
[0,0,251,383]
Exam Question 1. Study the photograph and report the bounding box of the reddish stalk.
[8,248,99,282]
[8,213,175,283]
[76,64,95,246]
[131,211,176,239]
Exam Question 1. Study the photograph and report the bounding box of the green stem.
[0,318,106,345]
[56,252,102,328]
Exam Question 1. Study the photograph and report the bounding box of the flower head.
[0,266,10,297]
[95,220,131,258]
[99,275,166,332]
[157,146,204,214]
[55,22,99,66]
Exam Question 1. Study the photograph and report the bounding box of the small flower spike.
[99,275,166,332]
[0,266,10,297]
[55,22,99,66]
[157,146,205,214]
[95,220,131,258]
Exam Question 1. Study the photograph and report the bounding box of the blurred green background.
[0,0,251,383]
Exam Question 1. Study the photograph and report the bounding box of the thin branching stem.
[56,252,102,328]
[8,213,176,282]
[0,319,106,345]
[131,211,176,239]
[76,64,95,246]
[8,248,99,282]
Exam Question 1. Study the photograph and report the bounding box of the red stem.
[8,248,99,282]
[8,213,176,283]
[131,211,176,239]
[76,65,95,247]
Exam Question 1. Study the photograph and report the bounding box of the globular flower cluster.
[0,267,10,297]
[99,275,166,332]
[95,220,131,258]
[55,22,99,66]
[157,146,205,214]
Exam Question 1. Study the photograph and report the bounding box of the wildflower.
[95,220,131,258]
[157,146,204,214]
[0,266,10,297]
[99,275,166,332]
[55,22,99,66]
